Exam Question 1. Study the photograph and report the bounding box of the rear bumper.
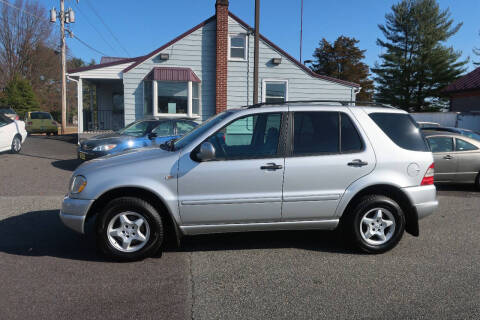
[59,196,94,234]
[402,185,438,220]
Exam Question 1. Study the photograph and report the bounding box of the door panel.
[282,111,375,220]
[178,157,284,224]
[427,137,456,181]
[0,118,14,150]
[454,151,480,182]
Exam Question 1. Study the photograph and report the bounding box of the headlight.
[92,144,117,151]
[70,175,87,194]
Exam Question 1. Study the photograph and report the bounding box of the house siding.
[122,20,217,125]
[227,16,354,107]
[450,90,480,112]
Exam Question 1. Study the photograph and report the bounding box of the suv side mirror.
[148,132,158,140]
[196,142,216,162]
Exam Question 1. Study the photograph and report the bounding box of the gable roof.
[443,67,480,94]
[68,56,142,74]
[122,15,216,73]
[228,13,359,88]
[68,11,359,88]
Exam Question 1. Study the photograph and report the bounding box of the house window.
[262,80,288,103]
[143,81,153,115]
[229,34,247,60]
[148,80,200,118]
[158,82,188,114]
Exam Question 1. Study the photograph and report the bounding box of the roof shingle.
[443,67,480,93]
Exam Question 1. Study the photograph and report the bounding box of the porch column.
[152,80,158,117]
[187,81,193,118]
[77,78,83,134]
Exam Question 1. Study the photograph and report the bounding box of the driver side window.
[206,113,282,160]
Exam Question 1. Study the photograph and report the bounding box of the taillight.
[421,163,434,185]
[51,121,57,125]
[27,121,32,125]
[15,115,19,120]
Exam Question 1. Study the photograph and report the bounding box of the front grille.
[81,144,95,151]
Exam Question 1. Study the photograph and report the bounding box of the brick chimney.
[215,0,229,114]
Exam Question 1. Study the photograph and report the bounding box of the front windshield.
[118,121,154,137]
[174,111,233,150]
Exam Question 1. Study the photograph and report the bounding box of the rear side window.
[293,112,339,155]
[455,138,478,151]
[341,113,363,152]
[0,114,13,126]
[369,113,429,151]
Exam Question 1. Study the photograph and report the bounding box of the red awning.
[144,67,201,82]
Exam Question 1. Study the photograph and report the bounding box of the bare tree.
[0,0,53,82]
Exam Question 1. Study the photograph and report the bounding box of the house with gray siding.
[68,0,359,134]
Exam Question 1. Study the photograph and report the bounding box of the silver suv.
[60,102,438,261]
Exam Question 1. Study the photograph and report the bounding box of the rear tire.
[96,197,164,261]
[346,195,405,254]
[10,135,21,153]
[475,172,480,190]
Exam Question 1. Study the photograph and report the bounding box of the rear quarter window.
[369,113,429,152]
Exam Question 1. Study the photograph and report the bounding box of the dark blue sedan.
[78,118,197,160]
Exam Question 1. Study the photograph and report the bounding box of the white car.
[0,114,27,153]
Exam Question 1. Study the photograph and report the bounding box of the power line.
[73,1,118,56]
[0,0,42,18]
[84,0,130,57]
[72,34,107,56]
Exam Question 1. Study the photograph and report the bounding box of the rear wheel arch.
[86,187,182,246]
[340,184,419,236]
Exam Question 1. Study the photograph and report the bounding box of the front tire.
[347,195,405,254]
[96,197,164,261]
[11,136,22,153]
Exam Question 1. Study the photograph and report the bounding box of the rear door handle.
[348,159,368,167]
[443,155,453,160]
[260,163,283,170]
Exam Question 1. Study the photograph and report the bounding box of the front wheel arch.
[86,187,182,247]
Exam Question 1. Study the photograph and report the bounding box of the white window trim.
[262,79,289,103]
[152,80,200,119]
[228,33,248,61]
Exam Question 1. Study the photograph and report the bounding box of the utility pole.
[253,0,260,104]
[50,2,76,135]
[60,0,66,134]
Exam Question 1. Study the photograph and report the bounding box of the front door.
[177,112,285,224]
[282,111,375,220]
[426,136,457,182]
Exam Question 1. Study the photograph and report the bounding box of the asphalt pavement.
[0,136,479,319]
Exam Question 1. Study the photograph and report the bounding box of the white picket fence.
[410,112,480,132]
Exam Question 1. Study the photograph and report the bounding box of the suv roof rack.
[245,100,396,109]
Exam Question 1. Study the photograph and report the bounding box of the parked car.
[60,102,437,261]
[0,114,27,153]
[78,118,198,160]
[423,130,480,187]
[417,121,440,128]
[25,111,59,135]
[0,107,19,120]
[421,126,480,141]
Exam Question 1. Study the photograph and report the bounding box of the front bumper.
[402,185,438,220]
[59,196,94,234]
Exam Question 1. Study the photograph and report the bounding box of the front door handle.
[260,163,283,170]
[348,159,368,167]
[443,155,453,160]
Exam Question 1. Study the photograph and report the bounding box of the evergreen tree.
[311,36,374,101]
[0,76,39,117]
[474,31,480,66]
[372,0,467,111]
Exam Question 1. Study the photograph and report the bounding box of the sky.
[38,0,480,72]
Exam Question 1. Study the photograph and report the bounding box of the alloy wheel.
[359,208,395,246]
[107,211,151,253]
